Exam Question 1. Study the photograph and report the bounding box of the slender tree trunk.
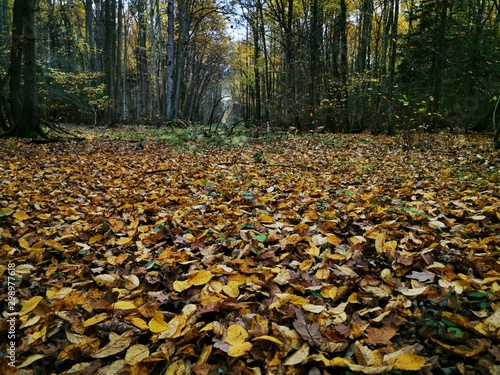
[115,0,123,122]
[19,0,39,129]
[8,0,24,125]
[309,0,321,123]
[356,0,373,73]
[166,0,175,119]
[137,0,148,121]
[253,24,262,123]
[149,0,161,118]
[85,0,96,70]
[104,0,117,124]
[94,0,103,74]
[173,0,190,118]
[155,0,166,117]
[387,0,399,136]
[430,0,449,130]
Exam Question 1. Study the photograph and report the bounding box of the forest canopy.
[0,0,499,142]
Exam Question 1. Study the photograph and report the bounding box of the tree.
[2,0,44,138]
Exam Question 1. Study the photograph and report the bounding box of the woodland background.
[0,0,500,142]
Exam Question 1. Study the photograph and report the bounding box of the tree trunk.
[430,0,449,130]
[387,0,399,136]
[173,0,190,118]
[310,0,321,120]
[8,0,24,125]
[166,0,175,119]
[3,0,43,138]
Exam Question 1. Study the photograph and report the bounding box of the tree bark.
[166,0,175,119]
[387,0,399,136]
[2,0,44,138]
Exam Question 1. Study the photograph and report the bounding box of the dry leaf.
[92,331,133,358]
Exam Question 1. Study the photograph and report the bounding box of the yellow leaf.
[123,274,140,290]
[197,344,213,365]
[89,234,103,244]
[283,342,310,365]
[125,344,149,365]
[164,359,191,375]
[116,237,133,245]
[13,211,30,221]
[226,324,249,345]
[285,233,303,245]
[326,233,340,246]
[320,285,338,300]
[260,214,274,223]
[173,280,189,292]
[32,324,47,340]
[228,342,253,357]
[308,354,346,367]
[18,239,30,249]
[45,239,65,251]
[114,300,136,310]
[84,313,109,327]
[482,309,500,332]
[354,341,381,366]
[269,293,307,309]
[0,207,13,216]
[158,314,187,339]
[19,296,43,316]
[391,353,427,371]
[37,213,51,220]
[315,267,330,280]
[189,269,214,286]
[149,311,170,333]
[253,335,283,346]
[18,354,44,368]
[347,292,361,304]
[20,315,41,329]
[92,331,133,358]
[129,317,149,330]
[223,281,240,298]
[375,232,386,253]
[300,259,313,270]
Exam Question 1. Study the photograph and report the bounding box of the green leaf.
[254,234,267,243]
[441,318,457,327]
[447,327,463,339]
[468,291,487,299]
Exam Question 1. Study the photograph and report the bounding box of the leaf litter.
[0,133,499,374]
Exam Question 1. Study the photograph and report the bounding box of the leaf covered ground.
[1,131,500,375]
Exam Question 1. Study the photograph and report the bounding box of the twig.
[145,168,181,174]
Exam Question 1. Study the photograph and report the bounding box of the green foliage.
[40,69,110,124]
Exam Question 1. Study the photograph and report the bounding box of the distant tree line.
[230,0,500,141]
[0,0,499,146]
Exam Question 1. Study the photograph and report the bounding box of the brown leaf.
[365,325,397,346]
[292,307,322,347]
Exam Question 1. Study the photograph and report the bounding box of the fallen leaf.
[19,296,43,316]
[125,344,149,365]
[92,331,133,358]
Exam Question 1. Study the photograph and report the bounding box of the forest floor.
[1,128,500,375]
